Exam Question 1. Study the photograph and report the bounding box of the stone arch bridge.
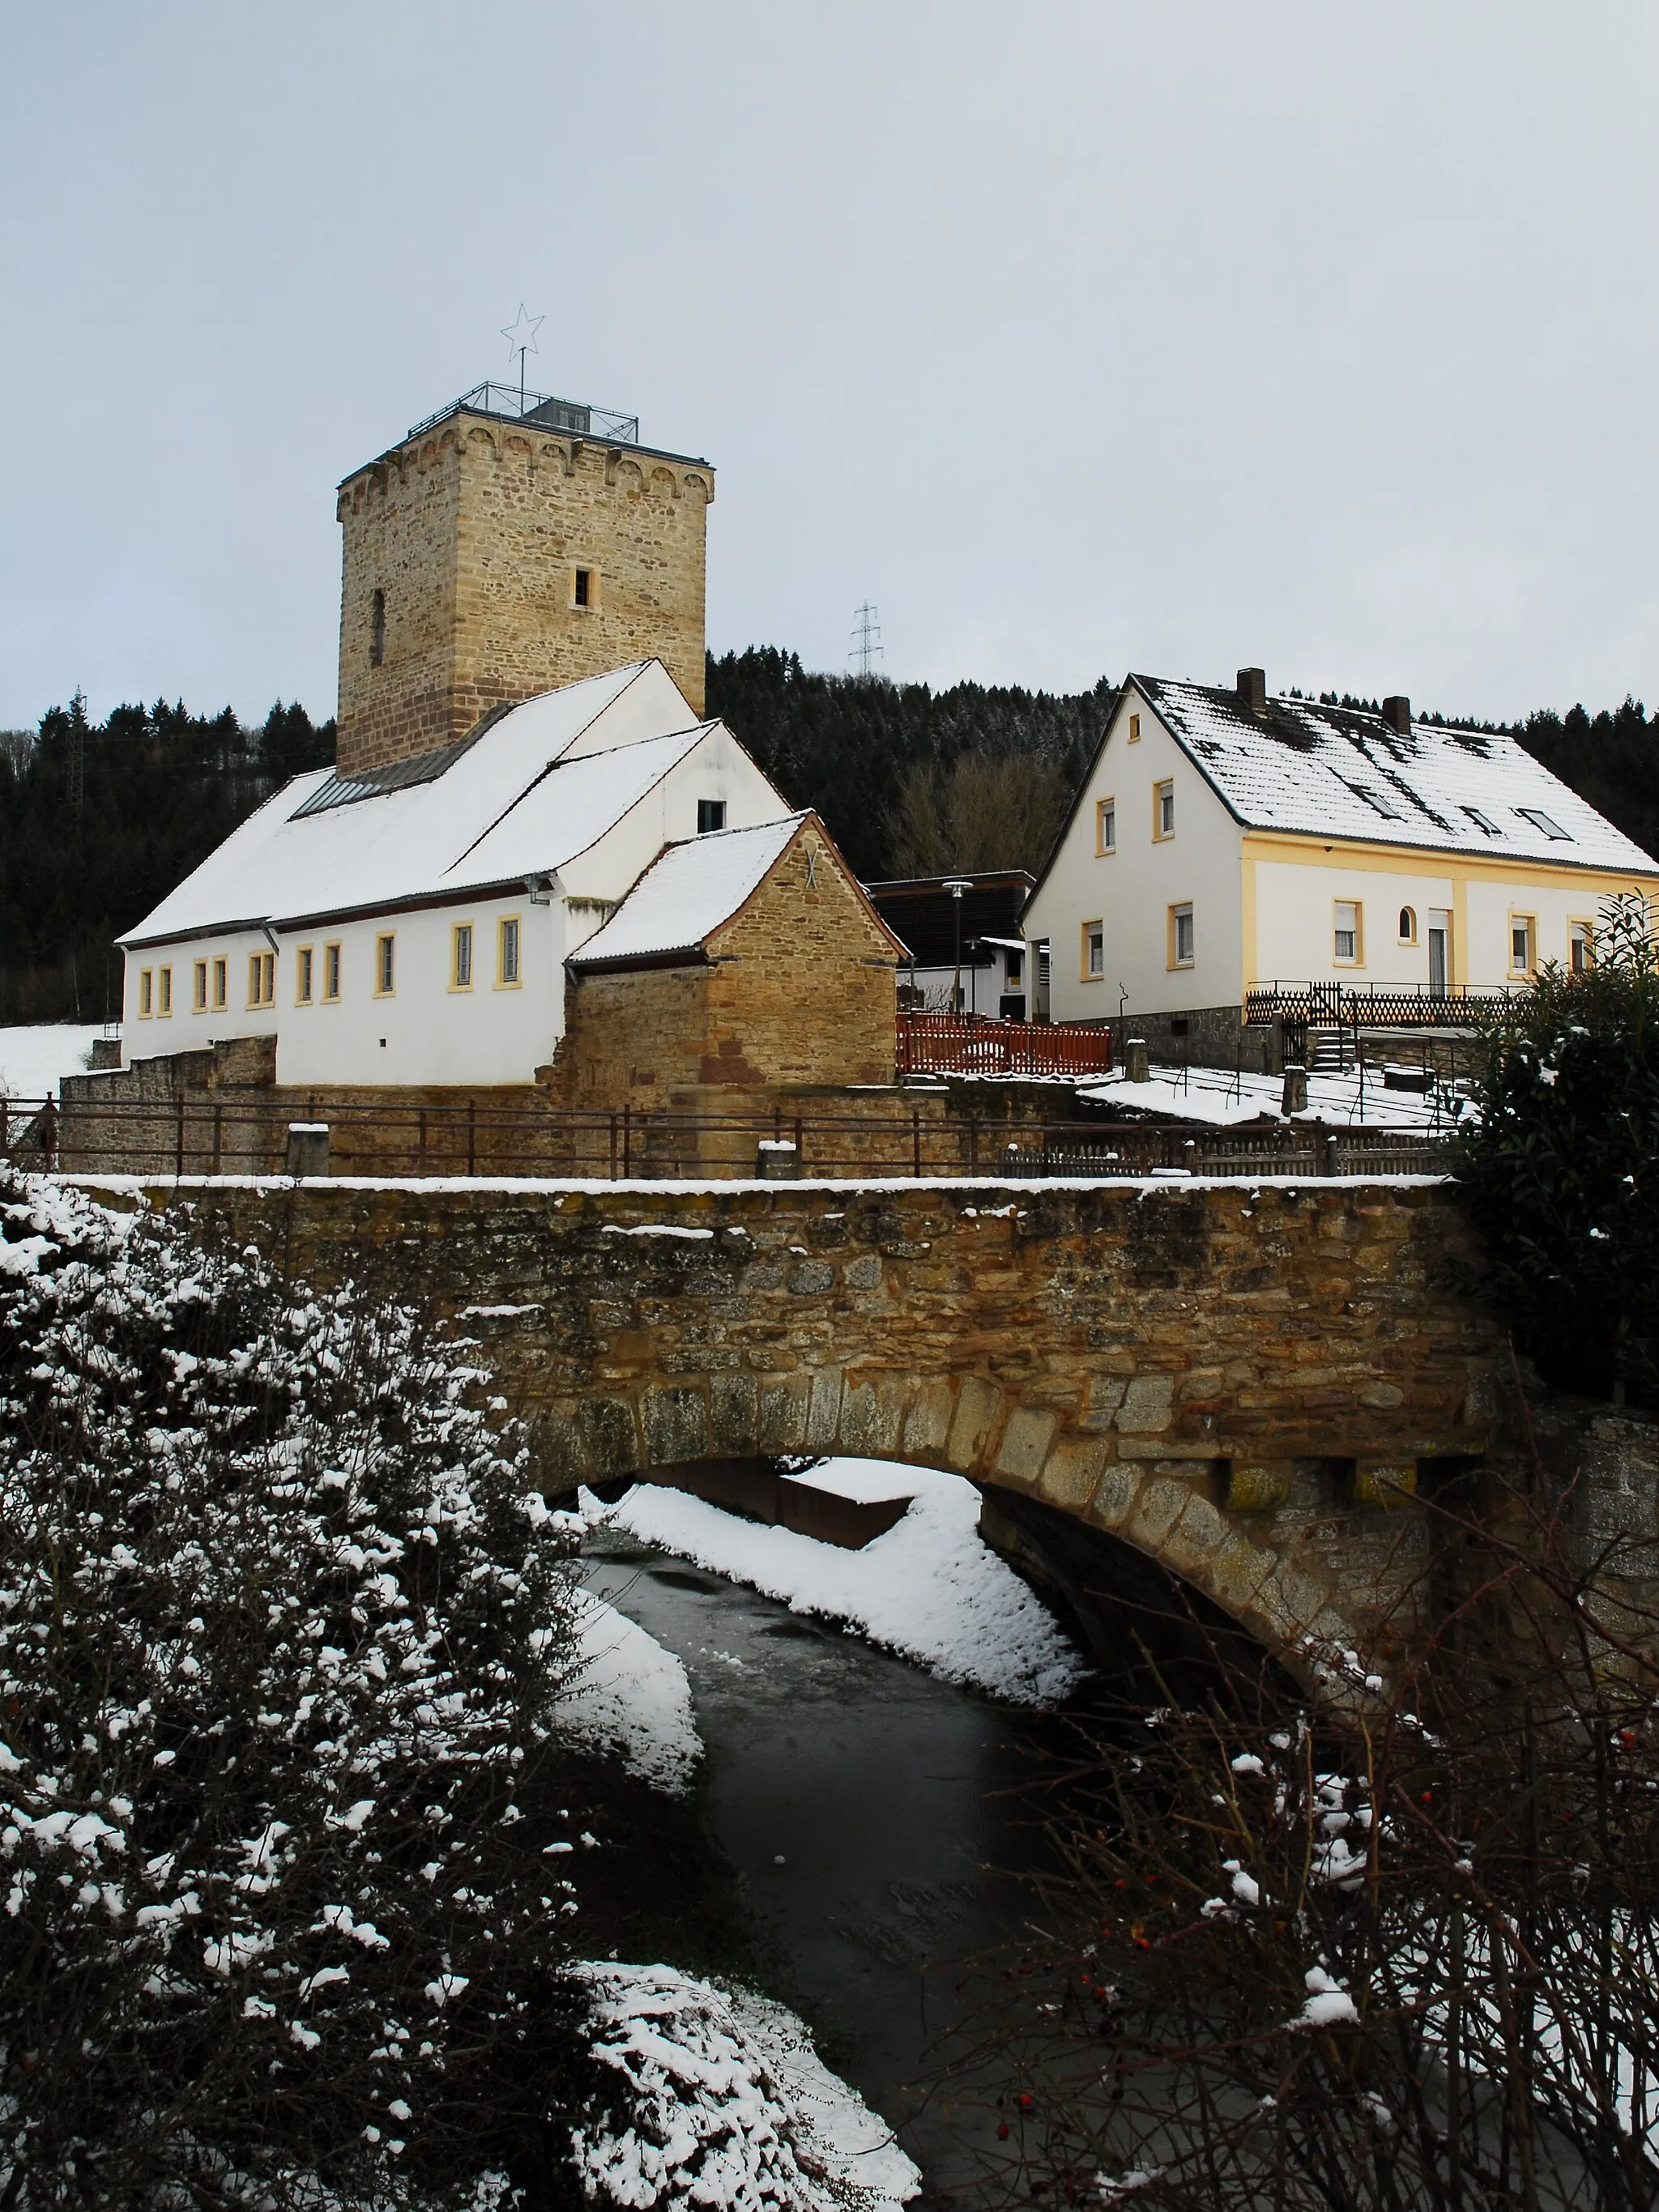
[88,1173,1500,1681]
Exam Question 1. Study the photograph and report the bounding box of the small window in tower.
[369,588,386,668]
[574,568,591,608]
[697,799,727,834]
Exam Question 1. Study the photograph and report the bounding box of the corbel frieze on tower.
[335,381,713,778]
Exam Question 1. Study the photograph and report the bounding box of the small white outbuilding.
[118,661,792,1087]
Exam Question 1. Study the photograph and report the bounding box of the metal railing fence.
[2,1093,1452,1184]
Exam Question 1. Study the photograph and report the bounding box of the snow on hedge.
[0,1169,588,2206]
[572,1962,919,2210]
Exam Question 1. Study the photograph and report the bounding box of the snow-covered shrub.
[570,1965,917,2211]
[0,1171,586,2208]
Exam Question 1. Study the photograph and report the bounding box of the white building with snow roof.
[1021,668,1659,1067]
[117,660,795,1088]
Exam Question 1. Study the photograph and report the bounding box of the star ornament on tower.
[501,305,544,362]
[501,305,545,410]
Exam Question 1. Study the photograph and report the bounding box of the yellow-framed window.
[374,933,395,998]
[1569,918,1593,974]
[212,957,228,1009]
[1168,902,1195,969]
[138,968,153,1017]
[1128,712,1141,743]
[1509,914,1536,976]
[322,943,342,1002]
[497,914,522,987]
[193,960,208,1012]
[1081,920,1104,980]
[157,966,173,1016]
[295,945,313,1004]
[1094,798,1116,855]
[1154,779,1175,840]
[451,922,475,991]
[248,952,275,1008]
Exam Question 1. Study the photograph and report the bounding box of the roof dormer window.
[1461,805,1502,837]
[1516,807,1571,842]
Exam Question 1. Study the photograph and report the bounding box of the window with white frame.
[1333,901,1361,964]
[1570,920,1593,974]
[1511,916,1534,974]
[1171,903,1195,967]
[1095,798,1115,855]
[1155,780,1175,838]
[1082,921,1104,978]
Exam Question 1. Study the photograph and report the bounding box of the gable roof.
[1133,676,1659,874]
[121,663,738,945]
[569,815,809,970]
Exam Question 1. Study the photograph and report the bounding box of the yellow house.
[1021,668,1659,1067]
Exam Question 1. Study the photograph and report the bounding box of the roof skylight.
[1516,807,1572,842]
[1461,805,1503,837]
[1346,780,1405,821]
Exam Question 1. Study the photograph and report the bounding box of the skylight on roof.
[1516,806,1572,842]
[1346,780,1405,821]
[291,733,482,819]
[1461,805,1503,837]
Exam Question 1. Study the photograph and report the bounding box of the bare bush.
[947,1454,1659,2209]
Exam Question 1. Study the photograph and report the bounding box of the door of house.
[1427,910,1451,997]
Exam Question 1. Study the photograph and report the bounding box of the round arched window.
[1398,906,1416,943]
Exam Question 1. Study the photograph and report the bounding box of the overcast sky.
[3,2,1657,731]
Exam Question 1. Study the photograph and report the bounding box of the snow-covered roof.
[122,663,730,944]
[1131,678,1659,874]
[570,816,808,969]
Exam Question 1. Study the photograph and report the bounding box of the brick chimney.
[1381,696,1411,735]
[1236,667,1267,715]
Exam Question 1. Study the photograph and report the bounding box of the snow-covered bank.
[587,1460,1085,1708]
[574,1960,920,2209]
[557,1588,701,1792]
[0,1024,104,1100]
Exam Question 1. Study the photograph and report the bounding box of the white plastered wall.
[123,929,279,1061]
[122,722,793,1089]
[1022,689,1245,1024]
[1249,846,1657,991]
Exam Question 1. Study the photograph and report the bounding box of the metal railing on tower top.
[406,384,641,446]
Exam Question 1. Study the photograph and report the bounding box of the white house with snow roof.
[118,660,795,1088]
[1021,668,1659,1063]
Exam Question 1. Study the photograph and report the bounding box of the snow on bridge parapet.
[72,1173,1499,1682]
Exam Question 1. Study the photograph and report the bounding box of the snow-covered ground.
[0,1023,107,1100]
[574,1961,920,2208]
[557,1588,701,1792]
[585,1458,1085,1708]
[1082,1059,1461,1130]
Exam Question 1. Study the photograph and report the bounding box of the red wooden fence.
[895,1012,1113,1078]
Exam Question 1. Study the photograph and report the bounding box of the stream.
[582,1532,1061,2207]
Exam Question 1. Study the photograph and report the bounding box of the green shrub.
[1451,891,1659,1396]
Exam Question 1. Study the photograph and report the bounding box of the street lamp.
[943,878,974,1016]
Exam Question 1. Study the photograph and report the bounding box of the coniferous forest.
[2,658,1657,1023]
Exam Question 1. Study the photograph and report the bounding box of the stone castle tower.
[335,386,714,778]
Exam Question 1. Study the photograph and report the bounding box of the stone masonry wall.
[337,415,711,778]
[87,1174,1501,1683]
[557,821,899,1119]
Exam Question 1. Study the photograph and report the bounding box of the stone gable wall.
[337,417,711,778]
[557,825,900,1118]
